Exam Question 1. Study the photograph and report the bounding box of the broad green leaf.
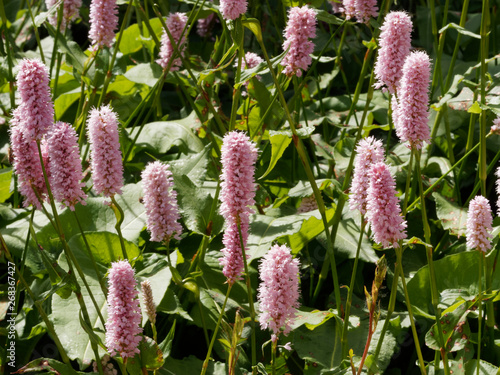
[124,63,163,87]
[54,89,80,120]
[169,144,209,185]
[259,132,292,179]
[159,355,227,375]
[13,358,82,374]
[0,167,12,203]
[464,360,499,374]
[288,179,331,198]
[468,101,482,114]
[286,208,334,254]
[125,337,164,372]
[156,288,192,321]
[242,18,262,43]
[433,192,467,236]
[439,22,481,39]
[119,18,163,55]
[314,9,344,25]
[290,308,336,330]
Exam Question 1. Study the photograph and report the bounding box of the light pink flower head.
[258,244,300,342]
[329,0,342,13]
[491,117,500,134]
[87,105,123,197]
[45,0,82,30]
[374,11,412,94]
[281,6,317,77]
[105,260,143,358]
[466,196,493,253]
[349,136,385,215]
[158,12,188,71]
[341,0,356,19]
[392,51,431,150]
[47,122,87,210]
[354,0,378,24]
[197,12,216,37]
[366,162,407,248]
[243,52,264,70]
[220,0,247,20]
[15,58,54,141]
[220,218,248,284]
[141,161,182,242]
[9,119,47,209]
[89,0,118,48]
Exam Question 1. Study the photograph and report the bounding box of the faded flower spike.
[281,5,317,77]
[393,51,431,150]
[349,136,385,215]
[46,122,87,210]
[87,105,123,197]
[158,13,188,71]
[105,260,143,358]
[89,0,118,48]
[374,11,412,94]
[366,162,407,248]
[258,244,300,343]
[141,280,156,325]
[466,196,493,253]
[15,58,54,141]
[45,0,82,30]
[220,0,247,20]
[141,161,182,242]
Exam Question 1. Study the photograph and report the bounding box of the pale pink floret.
[393,51,431,150]
[89,0,118,48]
[141,161,182,242]
[466,196,493,253]
[281,6,317,77]
[366,162,407,248]
[197,13,216,37]
[105,260,143,358]
[354,0,378,24]
[258,244,300,343]
[491,117,500,134]
[243,52,264,69]
[47,122,87,210]
[158,13,188,71]
[87,105,123,197]
[220,218,248,284]
[349,136,385,215]
[374,11,412,93]
[220,0,247,20]
[341,0,356,19]
[15,59,54,141]
[9,119,47,209]
[45,0,82,30]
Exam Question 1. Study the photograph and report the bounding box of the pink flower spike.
[281,6,317,77]
[491,117,500,134]
[341,0,356,20]
[46,122,87,210]
[141,161,182,242]
[393,51,431,150]
[258,244,300,341]
[45,0,82,30]
[220,0,247,20]
[354,0,378,24]
[15,58,54,141]
[157,13,188,71]
[220,218,248,284]
[466,196,493,253]
[87,105,123,197]
[374,11,412,94]
[89,0,118,48]
[349,136,385,215]
[105,260,143,358]
[366,162,407,248]
[243,52,264,70]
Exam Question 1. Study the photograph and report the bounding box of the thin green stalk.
[402,150,414,216]
[49,2,64,79]
[110,195,129,260]
[476,251,483,375]
[341,219,367,360]
[26,0,45,63]
[201,284,232,375]
[0,0,16,108]
[271,339,278,375]
[466,143,500,205]
[479,0,490,196]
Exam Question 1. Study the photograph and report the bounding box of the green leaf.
[0,167,12,203]
[156,288,192,321]
[286,208,335,254]
[314,9,344,25]
[14,358,81,374]
[158,320,176,358]
[439,22,481,40]
[158,355,227,375]
[468,101,482,114]
[259,132,292,179]
[124,63,163,87]
[464,360,499,375]
[242,18,263,43]
[125,336,164,372]
[433,192,467,236]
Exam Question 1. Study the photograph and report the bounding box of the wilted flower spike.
[349,136,385,215]
[15,59,54,141]
[87,105,123,197]
[466,196,493,253]
[374,11,412,94]
[158,13,188,71]
[393,51,431,150]
[220,0,247,20]
[141,280,156,325]
[105,260,142,358]
[258,244,300,341]
[366,162,407,248]
[47,122,87,210]
[141,161,182,242]
[45,0,82,30]
[89,0,118,48]
[281,6,317,77]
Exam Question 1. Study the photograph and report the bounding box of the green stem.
[271,339,277,375]
[26,0,45,63]
[402,150,414,216]
[479,0,490,196]
[477,252,483,375]
[201,284,232,375]
[110,195,129,260]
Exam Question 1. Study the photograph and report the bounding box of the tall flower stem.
[26,0,45,63]
[110,195,129,260]
[402,149,415,216]
[201,284,232,375]
[271,339,278,375]
[477,251,484,375]
[479,0,490,196]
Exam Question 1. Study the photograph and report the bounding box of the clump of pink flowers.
[258,244,300,343]
[105,260,143,358]
[220,0,247,20]
[45,0,82,30]
[392,51,431,150]
[141,161,182,242]
[374,11,413,94]
[87,105,123,197]
[366,162,407,248]
[349,136,385,215]
[342,0,377,23]
[46,122,87,210]
[281,6,317,77]
[89,0,118,48]
[219,131,258,284]
[158,13,188,71]
[466,196,493,253]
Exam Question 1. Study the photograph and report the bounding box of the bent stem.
[201,284,232,375]
[110,195,129,260]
